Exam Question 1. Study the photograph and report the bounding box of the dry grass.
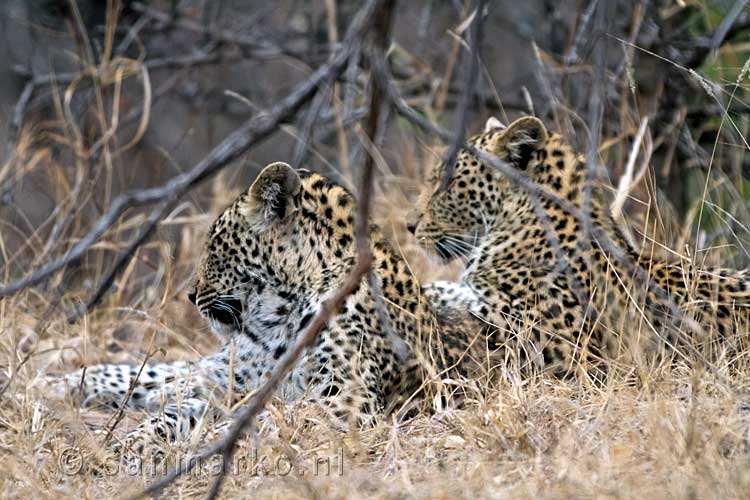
[3,2,750,498]
[3,148,750,499]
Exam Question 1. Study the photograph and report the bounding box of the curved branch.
[120,2,387,498]
[439,0,487,192]
[373,58,721,371]
[0,4,372,299]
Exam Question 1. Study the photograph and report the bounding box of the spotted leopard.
[410,116,750,377]
[48,162,494,451]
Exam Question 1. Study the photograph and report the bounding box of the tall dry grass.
[3,116,750,498]
[3,1,750,499]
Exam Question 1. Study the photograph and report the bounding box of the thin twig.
[291,78,333,168]
[579,0,609,322]
[67,199,171,322]
[115,13,151,55]
[123,2,387,498]
[680,2,750,69]
[564,0,598,65]
[709,0,749,61]
[10,50,229,139]
[130,1,299,59]
[102,347,163,445]
[325,0,351,174]
[440,0,486,192]
[0,4,375,299]
[373,62,719,367]
[205,3,395,497]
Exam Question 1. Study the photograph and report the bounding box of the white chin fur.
[208,318,235,339]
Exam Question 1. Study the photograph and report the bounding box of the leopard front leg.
[298,344,385,428]
[117,397,213,458]
[421,280,482,315]
[45,361,193,410]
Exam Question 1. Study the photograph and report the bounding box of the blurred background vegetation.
[1,0,750,329]
[3,3,750,497]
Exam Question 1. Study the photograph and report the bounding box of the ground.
[6,362,750,498]
[3,177,750,499]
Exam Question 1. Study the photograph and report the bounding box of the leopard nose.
[187,289,197,304]
[407,222,417,235]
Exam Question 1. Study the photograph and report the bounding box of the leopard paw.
[112,419,172,464]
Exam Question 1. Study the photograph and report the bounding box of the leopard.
[46,161,494,453]
[409,115,750,378]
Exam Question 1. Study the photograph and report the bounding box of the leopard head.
[409,116,548,261]
[189,162,357,338]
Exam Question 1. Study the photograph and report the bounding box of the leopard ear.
[484,116,505,132]
[499,116,548,169]
[242,162,301,224]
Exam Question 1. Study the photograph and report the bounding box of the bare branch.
[11,50,228,138]
[0,2,376,299]
[66,199,171,322]
[204,1,394,498]
[563,0,598,65]
[119,2,390,498]
[687,0,750,68]
[10,0,319,140]
[579,0,610,317]
[372,60,720,369]
[130,1,300,59]
[439,0,486,192]
[291,79,333,168]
